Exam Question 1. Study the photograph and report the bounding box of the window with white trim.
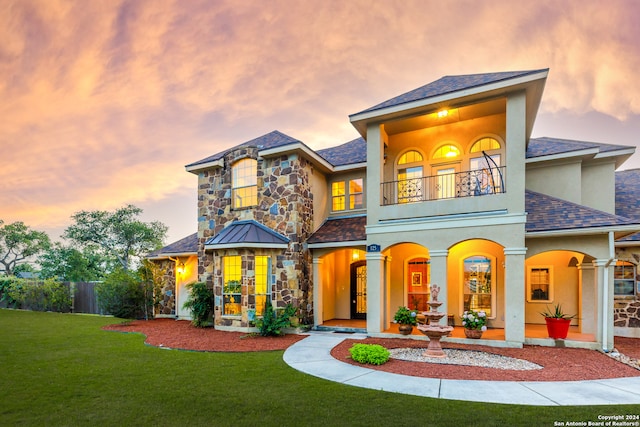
[232,158,257,209]
[614,261,636,297]
[331,178,364,211]
[463,255,494,317]
[527,266,553,302]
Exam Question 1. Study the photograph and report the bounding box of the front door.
[350,260,367,319]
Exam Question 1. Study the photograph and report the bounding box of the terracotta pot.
[464,328,483,339]
[545,317,571,339]
[398,324,414,335]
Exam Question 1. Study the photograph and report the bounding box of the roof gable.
[355,69,548,116]
[186,130,302,169]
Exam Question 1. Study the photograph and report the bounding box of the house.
[149,69,640,349]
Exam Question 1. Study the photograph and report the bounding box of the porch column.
[312,257,323,327]
[429,250,448,326]
[384,255,392,330]
[504,247,527,344]
[577,263,596,335]
[366,253,386,333]
[593,259,615,351]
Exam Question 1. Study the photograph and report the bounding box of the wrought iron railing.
[381,166,506,206]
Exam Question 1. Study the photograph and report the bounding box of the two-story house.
[148,69,640,350]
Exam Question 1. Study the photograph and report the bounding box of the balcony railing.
[381,166,506,206]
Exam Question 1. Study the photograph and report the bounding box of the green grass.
[0,309,637,426]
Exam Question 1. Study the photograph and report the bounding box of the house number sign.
[366,244,381,253]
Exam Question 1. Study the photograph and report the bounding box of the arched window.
[232,158,257,208]
[398,150,423,164]
[397,150,424,203]
[433,144,460,160]
[470,137,501,153]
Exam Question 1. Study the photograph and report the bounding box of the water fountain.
[417,284,454,358]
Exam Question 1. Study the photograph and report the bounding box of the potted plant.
[394,306,417,335]
[461,309,487,339]
[540,303,575,339]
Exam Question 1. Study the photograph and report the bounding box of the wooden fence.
[69,282,102,314]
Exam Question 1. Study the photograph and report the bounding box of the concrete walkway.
[282,332,640,406]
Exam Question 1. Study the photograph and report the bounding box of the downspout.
[602,231,616,352]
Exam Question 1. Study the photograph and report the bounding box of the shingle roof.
[527,137,631,159]
[316,137,367,166]
[204,220,289,248]
[354,69,548,115]
[615,169,640,242]
[147,233,198,258]
[307,215,367,244]
[525,190,638,233]
[186,130,303,168]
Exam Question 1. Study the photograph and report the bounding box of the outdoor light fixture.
[352,250,360,260]
[437,109,449,118]
[177,262,185,274]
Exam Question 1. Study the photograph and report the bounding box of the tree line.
[0,205,169,319]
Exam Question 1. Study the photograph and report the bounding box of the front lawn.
[0,309,635,426]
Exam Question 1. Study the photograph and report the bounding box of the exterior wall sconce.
[177,262,185,274]
[352,250,360,261]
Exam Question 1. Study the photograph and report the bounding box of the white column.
[312,257,324,327]
[384,255,392,330]
[429,250,448,326]
[504,247,527,344]
[366,253,386,333]
[593,259,614,351]
[577,263,596,335]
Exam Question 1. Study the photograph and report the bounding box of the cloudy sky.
[2,0,640,244]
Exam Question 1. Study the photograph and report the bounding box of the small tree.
[0,221,50,276]
[138,259,168,320]
[95,268,145,319]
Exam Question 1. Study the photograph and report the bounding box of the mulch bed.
[103,319,640,382]
[102,318,305,352]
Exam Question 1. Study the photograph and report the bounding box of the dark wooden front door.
[350,260,367,320]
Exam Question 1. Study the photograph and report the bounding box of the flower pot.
[398,324,414,335]
[545,317,571,339]
[464,328,483,339]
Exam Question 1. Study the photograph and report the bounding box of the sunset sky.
[2,0,640,245]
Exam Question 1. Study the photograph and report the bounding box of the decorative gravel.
[389,348,543,371]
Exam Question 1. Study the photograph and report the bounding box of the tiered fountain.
[417,284,454,358]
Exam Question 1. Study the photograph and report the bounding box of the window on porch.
[462,255,494,317]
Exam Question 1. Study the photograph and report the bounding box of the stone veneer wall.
[197,146,314,328]
[155,259,176,316]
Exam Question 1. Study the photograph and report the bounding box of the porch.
[315,319,597,349]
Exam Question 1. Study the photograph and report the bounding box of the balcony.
[381,166,506,206]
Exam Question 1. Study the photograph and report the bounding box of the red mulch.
[103,319,640,382]
[102,318,305,352]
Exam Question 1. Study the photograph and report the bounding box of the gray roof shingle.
[615,169,640,242]
[186,130,303,168]
[527,137,631,159]
[525,190,638,233]
[354,69,548,115]
[308,215,367,244]
[147,232,198,258]
[317,137,367,166]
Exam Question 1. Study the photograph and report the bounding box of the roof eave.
[308,240,367,249]
[205,243,289,250]
[349,69,549,137]
[526,224,640,239]
[146,251,197,260]
[595,148,636,169]
[525,148,600,164]
[259,142,334,173]
[185,159,224,174]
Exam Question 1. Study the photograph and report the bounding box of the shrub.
[96,268,145,319]
[1,278,71,312]
[255,299,297,336]
[348,343,390,365]
[182,282,214,327]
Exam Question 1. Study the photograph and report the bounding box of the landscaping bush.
[96,268,145,319]
[0,278,71,312]
[348,343,390,365]
[256,299,297,336]
[182,281,214,327]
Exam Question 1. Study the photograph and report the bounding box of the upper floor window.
[433,144,460,160]
[232,158,257,209]
[614,261,636,297]
[398,150,423,164]
[470,137,501,153]
[332,178,364,211]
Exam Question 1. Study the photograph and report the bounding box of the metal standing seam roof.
[204,220,290,248]
[353,69,549,116]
